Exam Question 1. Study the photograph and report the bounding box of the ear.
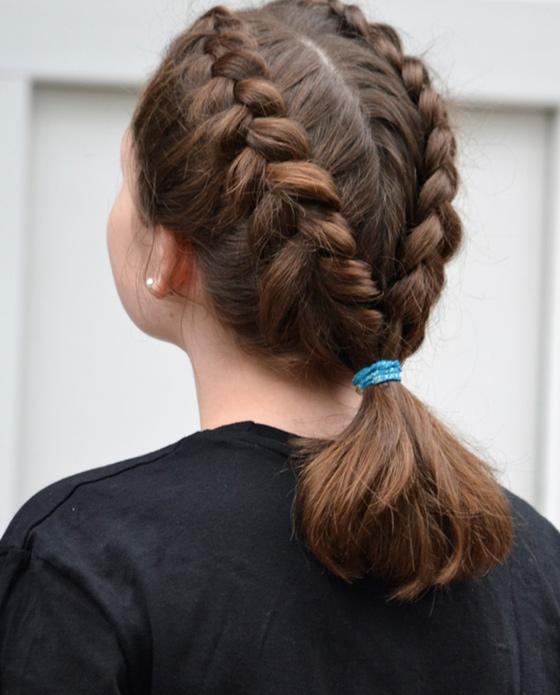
[150,224,194,299]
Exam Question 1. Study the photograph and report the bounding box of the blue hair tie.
[352,359,401,393]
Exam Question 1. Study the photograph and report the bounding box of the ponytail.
[287,374,513,603]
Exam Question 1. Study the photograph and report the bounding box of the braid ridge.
[186,3,386,361]
[298,0,464,358]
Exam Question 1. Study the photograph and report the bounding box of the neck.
[186,313,361,440]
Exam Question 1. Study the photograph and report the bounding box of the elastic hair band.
[352,359,401,393]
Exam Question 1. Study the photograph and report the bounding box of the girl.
[1,1,559,692]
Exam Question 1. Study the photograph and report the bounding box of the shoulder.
[0,426,292,561]
[0,434,189,553]
[0,433,195,675]
[501,485,560,590]
[0,434,189,694]
[502,485,560,546]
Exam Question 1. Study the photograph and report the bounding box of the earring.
[145,276,177,298]
[146,277,157,296]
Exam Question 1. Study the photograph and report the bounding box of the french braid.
[292,0,464,359]
[183,4,385,365]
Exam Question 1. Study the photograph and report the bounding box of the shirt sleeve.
[0,546,129,694]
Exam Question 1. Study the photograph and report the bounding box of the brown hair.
[129,0,513,603]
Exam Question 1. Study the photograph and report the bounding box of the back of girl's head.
[129,0,513,603]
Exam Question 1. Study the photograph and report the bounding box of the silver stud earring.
[145,277,156,290]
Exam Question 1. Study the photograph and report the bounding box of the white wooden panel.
[18,85,198,502]
[0,78,32,532]
[540,111,560,529]
[409,107,549,507]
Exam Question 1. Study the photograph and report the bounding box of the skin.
[106,126,361,438]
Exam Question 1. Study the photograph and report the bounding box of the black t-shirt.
[1,420,559,694]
